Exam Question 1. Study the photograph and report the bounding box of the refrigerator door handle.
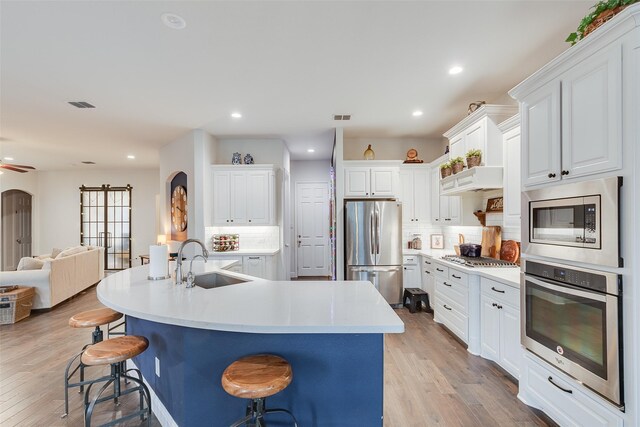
[370,211,375,256]
[375,208,380,255]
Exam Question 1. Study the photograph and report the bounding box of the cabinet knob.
[226,220,229,222]
[561,170,570,176]
[366,192,369,196]
[548,173,556,178]
[372,192,375,195]
[249,220,252,222]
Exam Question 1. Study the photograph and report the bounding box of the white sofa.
[0,247,104,309]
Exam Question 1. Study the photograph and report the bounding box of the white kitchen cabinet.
[420,256,435,309]
[517,42,622,187]
[212,165,276,225]
[480,277,521,379]
[499,115,521,228]
[209,254,275,280]
[399,166,430,223]
[434,262,469,343]
[443,105,518,167]
[244,255,265,278]
[402,255,420,289]
[429,157,481,225]
[343,161,400,198]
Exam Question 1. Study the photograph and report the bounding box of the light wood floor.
[0,286,552,426]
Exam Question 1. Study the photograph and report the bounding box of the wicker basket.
[583,6,627,38]
[441,167,452,179]
[452,163,464,174]
[0,286,35,324]
[467,155,481,168]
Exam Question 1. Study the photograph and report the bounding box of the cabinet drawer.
[422,256,434,268]
[433,263,449,278]
[435,292,468,343]
[481,278,519,307]
[403,255,418,265]
[436,279,468,312]
[523,355,623,427]
[448,268,468,287]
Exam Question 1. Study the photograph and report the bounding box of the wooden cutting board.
[481,226,502,259]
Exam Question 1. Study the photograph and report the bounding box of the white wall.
[289,160,331,276]
[344,137,447,162]
[215,139,286,166]
[34,168,158,262]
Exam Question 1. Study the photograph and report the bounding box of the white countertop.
[97,261,404,334]
[404,248,521,288]
[208,248,280,256]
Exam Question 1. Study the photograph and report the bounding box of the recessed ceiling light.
[4,156,14,161]
[161,13,187,30]
[127,155,136,160]
[307,149,315,153]
[449,66,464,75]
[412,111,423,117]
[231,112,242,119]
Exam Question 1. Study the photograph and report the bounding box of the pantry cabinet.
[343,161,400,198]
[212,165,276,225]
[516,42,622,187]
[399,166,430,223]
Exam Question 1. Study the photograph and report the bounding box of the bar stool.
[82,335,152,427]
[62,307,124,418]
[222,354,298,427]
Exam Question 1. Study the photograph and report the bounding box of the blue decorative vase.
[243,153,254,165]
[232,152,242,165]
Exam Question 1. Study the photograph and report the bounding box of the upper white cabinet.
[399,166,430,223]
[499,115,521,228]
[343,161,400,198]
[430,156,482,225]
[443,105,518,167]
[512,41,622,187]
[212,165,276,225]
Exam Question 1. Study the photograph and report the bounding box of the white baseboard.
[128,360,177,427]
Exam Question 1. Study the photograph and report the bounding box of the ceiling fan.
[0,160,36,173]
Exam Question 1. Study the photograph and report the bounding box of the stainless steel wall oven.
[521,259,623,407]
[522,176,622,267]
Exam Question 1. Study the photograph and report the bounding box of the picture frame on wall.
[430,234,444,249]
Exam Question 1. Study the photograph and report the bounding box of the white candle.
[149,244,169,279]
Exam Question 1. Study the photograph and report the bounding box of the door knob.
[298,240,301,247]
[16,239,22,244]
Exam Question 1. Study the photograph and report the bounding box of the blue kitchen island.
[97,261,404,426]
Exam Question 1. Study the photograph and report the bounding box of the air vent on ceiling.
[333,114,351,121]
[68,101,96,108]
[81,161,96,165]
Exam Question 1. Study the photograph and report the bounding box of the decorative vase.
[363,144,375,160]
[452,163,464,174]
[466,155,481,168]
[441,167,452,179]
[231,152,242,165]
[243,153,254,164]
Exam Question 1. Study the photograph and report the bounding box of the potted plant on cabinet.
[466,149,482,168]
[566,0,638,45]
[440,161,452,178]
[450,157,465,174]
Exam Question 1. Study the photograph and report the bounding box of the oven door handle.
[524,275,607,302]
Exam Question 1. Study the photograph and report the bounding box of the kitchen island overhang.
[97,262,404,426]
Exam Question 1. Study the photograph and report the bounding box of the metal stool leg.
[265,408,299,427]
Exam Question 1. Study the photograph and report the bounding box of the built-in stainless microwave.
[522,177,621,267]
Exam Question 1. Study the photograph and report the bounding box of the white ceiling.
[0,0,592,170]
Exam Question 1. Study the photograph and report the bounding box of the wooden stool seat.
[69,307,123,328]
[222,354,292,399]
[81,336,148,366]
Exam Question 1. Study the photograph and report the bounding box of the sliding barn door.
[80,185,132,270]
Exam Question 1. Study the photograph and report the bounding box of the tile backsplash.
[205,226,280,251]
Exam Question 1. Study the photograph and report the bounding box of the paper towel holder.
[148,242,171,281]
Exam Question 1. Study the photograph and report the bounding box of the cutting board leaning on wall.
[481,226,502,259]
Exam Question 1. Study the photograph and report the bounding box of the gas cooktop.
[441,255,518,268]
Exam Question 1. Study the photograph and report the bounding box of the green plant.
[450,156,464,166]
[566,0,638,44]
[466,149,482,158]
[440,161,451,170]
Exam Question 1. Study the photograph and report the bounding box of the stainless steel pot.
[459,243,482,257]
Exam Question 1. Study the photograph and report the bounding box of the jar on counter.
[412,234,422,250]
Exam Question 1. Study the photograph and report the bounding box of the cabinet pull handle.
[492,302,497,307]
[452,274,461,279]
[248,256,260,260]
[436,268,444,272]
[425,261,431,265]
[548,376,573,394]
[425,270,430,274]
[491,286,505,294]
[562,170,570,176]
[548,173,556,178]
[443,282,452,287]
[497,305,503,309]
[443,304,452,311]
[445,218,451,221]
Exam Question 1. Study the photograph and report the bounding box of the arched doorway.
[1,190,32,271]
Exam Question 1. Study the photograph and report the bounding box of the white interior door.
[296,182,329,277]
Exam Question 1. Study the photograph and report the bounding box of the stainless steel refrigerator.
[345,200,403,306]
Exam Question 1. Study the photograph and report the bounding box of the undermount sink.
[193,272,249,289]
